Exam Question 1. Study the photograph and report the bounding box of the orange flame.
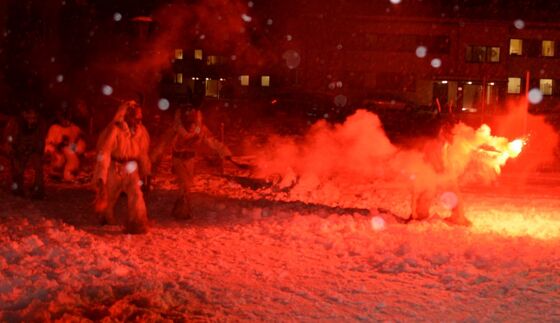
[443,124,527,184]
[470,125,526,175]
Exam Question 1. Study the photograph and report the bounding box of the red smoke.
[254,110,398,189]
[489,97,559,174]
[91,0,275,103]
[252,107,547,204]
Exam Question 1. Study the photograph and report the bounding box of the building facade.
[158,14,560,115]
[162,47,285,106]
[292,15,560,113]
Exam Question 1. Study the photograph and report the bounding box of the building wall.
[0,1,6,110]
[292,15,560,111]
[160,14,560,113]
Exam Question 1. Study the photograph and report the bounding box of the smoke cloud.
[489,98,559,174]
[251,108,541,204]
[91,0,274,104]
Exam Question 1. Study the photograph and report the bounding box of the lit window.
[540,79,553,95]
[507,77,521,94]
[194,49,203,60]
[261,76,270,87]
[510,39,523,55]
[205,79,219,97]
[542,40,555,57]
[175,73,183,84]
[207,55,218,65]
[487,47,500,62]
[174,49,183,60]
[240,75,249,86]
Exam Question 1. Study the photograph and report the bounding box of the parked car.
[265,91,349,127]
[357,94,440,140]
[361,94,417,111]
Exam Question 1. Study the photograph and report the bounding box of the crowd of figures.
[1,97,480,234]
[1,99,233,234]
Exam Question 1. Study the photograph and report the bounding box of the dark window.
[527,40,540,57]
[467,45,501,63]
[466,46,487,62]
[429,35,451,54]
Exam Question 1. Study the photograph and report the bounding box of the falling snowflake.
[267,19,273,25]
[431,58,442,68]
[125,161,138,174]
[241,14,252,22]
[390,0,401,4]
[282,50,300,69]
[248,1,254,7]
[286,34,292,41]
[158,98,170,111]
[11,182,18,191]
[101,85,113,96]
[528,88,543,104]
[440,191,459,210]
[113,12,122,22]
[514,19,525,30]
[56,75,64,82]
[370,216,386,231]
[97,154,104,162]
[416,46,427,58]
[334,94,348,107]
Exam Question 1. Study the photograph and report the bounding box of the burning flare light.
[478,132,526,175]
[508,138,525,157]
[455,124,526,178]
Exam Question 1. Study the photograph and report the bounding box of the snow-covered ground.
[1,164,559,321]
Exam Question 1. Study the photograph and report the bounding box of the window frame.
[175,73,183,84]
[466,45,501,63]
[174,49,184,60]
[487,46,501,63]
[507,77,522,94]
[542,40,555,57]
[539,79,553,96]
[509,38,523,56]
[240,75,250,86]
